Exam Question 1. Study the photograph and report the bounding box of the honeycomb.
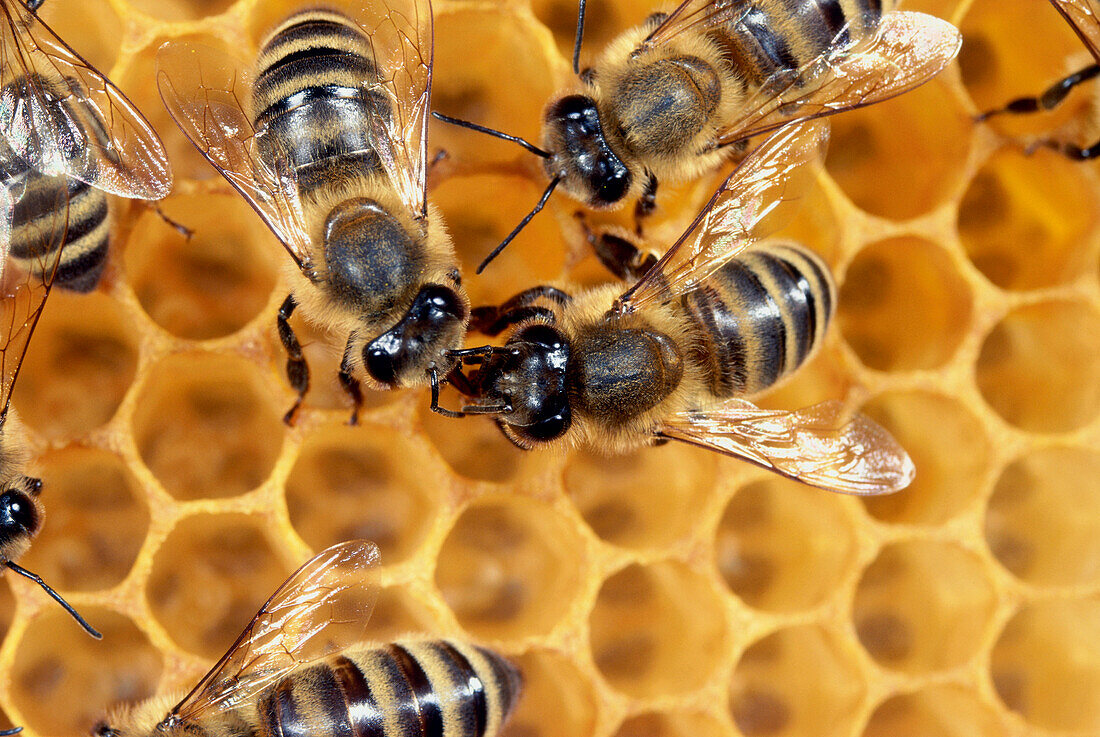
[3,0,1099,734]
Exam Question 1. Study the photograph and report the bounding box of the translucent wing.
[0,0,171,199]
[714,12,962,144]
[1049,0,1100,62]
[616,121,828,312]
[156,41,313,271]
[641,0,752,48]
[660,399,915,495]
[0,176,69,423]
[164,540,381,725]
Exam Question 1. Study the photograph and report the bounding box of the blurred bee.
[444,123,914,495]
[93,540,522,737]
[157,0,469,425]
[977,0,1100,160]
[435,0,962,273]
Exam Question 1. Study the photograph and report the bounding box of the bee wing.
[156,41,314,271]
[1049,0,1100,62]
[167,540,381,724]
[641,0,753,47]
[0,177,69,422]
[660,399,915,495]
[345,0,434,217]
[712,11,962,145]
[0,1,171,199]
[617,121,828,312]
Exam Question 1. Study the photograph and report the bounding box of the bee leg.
[576,212,657,282]
[149,203,194,240]
[976,63,1100,121]
[277,294,310,426]
[633,173,658,236]
[470,286,571,335]
[338,337,363,426]
[429,368,464,418]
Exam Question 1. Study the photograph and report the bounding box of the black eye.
[363,340,398,385]
[524,404,571,441]
[0,491,37,534]
[516,324,566,351]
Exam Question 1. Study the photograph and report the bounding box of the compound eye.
[421,284,465,319]
[516,324,566,351]
[524,404,571,441]
[0,491,37,534]
[364,339,398,386]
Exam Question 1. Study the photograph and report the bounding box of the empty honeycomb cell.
[418,404,527,483]
[15,291,139,442]
[985,446,1100,587]
[990,598,1100,731]
[614,711,729,737]
[436,496,585,640]
[285,423,442,565]
[859,391,990,525]
[838,238,972,371]
[589,561,728,699]
[729,625,864,737]
[126,0,235,21]
[19,447,148,592]
[132,352,284,500]
[37,0,120,74]
[563,442,716,549]
[146,514,288,661]
[825,78,970,221]
[715,478,857,613]
[11,608,161,735]
[853,541,996,674]
[958,148,1097,290]
[124,193,280,340]
[861,685,1005,737]
[362,586,442,643]
[502,649,598,737]
[976,300,1100,433]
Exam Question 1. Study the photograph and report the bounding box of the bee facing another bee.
[157,0,469,425]
[436,0,962,272]
[444,123,914,495]
[93,541,522,737]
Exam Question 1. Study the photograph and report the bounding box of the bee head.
[363,284,468,388]
[542,94,632,208]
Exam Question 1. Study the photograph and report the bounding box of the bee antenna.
[0,727,22,735]
[431,112,551,159]
[573,0,586,75]
[477,177,562,274]
[5,561,102,639]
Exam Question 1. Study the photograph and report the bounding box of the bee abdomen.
[682,243,834,398]
[257,640,521,737]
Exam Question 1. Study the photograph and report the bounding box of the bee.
[445,123,914,495]
[0,0,174,292]
[435,0,962,273]
[157,0,469,425]
[977,0,1100,160]
[93,540,522,737]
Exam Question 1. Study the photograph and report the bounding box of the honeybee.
[446,123,914,495]
[94,540,522,737]
[157,0,469,425]
[0,0,174,292]
[977,0,1100,160]
[435,0,962,272]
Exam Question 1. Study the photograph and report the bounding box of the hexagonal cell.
[976,300,1100,433]
[361,586,441,643]
[124,193,280,340]
[126,0,234,22]
[991,598,1100,732]
[838,238,973,371]
[147,514,289,660]
[20,446,148,592]
[853,541,997,674]
[418,402,528,483]
[729,625,864,737]
[589,561,728,699]
[564,441,716,549]
[132,352,284,500]
[958,148,1097,291]
[502,649,598,737]
[36,0,120,73]
[859,391,991,525]
[14,290,139,441]
[825,78,971,220]
[614,711,729,737]
[986,446,1100,587]
[862,685,1006,737]
[11,608,161,735]
[716,478,858,613]
[286,423,443,565]
[436,496,585,641]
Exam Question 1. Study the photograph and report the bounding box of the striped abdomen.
[681,242,835,398]
[714,0,893,88]
[255,640,522,737]
[252,10,390,197]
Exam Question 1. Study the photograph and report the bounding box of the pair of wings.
[161,540,381,725]
[155,0,433,273]
[0,0,172,422]
[1049,0,1100,61]
[635,0,962,145]
[613,121,914,495]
